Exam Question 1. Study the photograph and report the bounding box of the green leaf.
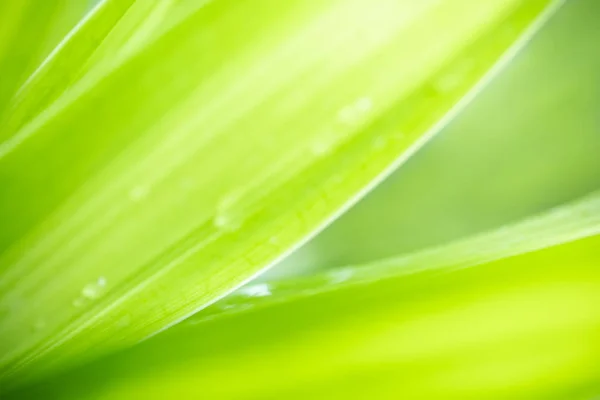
[0,0,560,386]
[0,0,88,122]
[8,192,600,399]
[0,0,219,139]
[200,189,600,320]
[0,0,136,138]
[280,0,600,274]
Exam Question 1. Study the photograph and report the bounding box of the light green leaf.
[0,0,561,386]
[200,189,600,320]
[0,0,219,138]
[279,0,600,274]
[0,0,137,138]
[0,0,88,121]
[8,193,600,399]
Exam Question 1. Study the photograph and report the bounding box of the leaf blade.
[198,189,600,321]
[0,0,560,385]
[0,0,88,121]
[8,199,600,399]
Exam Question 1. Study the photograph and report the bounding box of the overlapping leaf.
[201,189,600,319]
[0,0,88,119]
[0,0,561,386]
[280,0,600,273]
[8,191,600,399]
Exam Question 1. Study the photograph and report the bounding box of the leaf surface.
[0,0,88,124]
[8,191,600,399]
[0,0,560,386]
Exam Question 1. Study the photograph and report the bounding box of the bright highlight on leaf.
[0,0,577,395]
[0,0,88,119]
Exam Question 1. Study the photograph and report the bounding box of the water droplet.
[337,96,373,126]
[72,298,85,308]
[310,139,334,156]
[372,136,388,151]
[240,283,271,298]
[82,284,99,299]
[213,195,243,232]
[129,185,149,202]
[328,268,354,284]
[80,277,107,301]
[434,60,473,93]
[213,212,241,232]
[355,97,373,112]
[118,314,131,327]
